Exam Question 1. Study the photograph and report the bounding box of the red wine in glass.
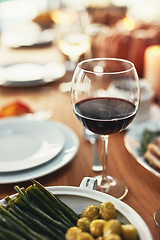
[74,97,136,135]
[71,58,140,199]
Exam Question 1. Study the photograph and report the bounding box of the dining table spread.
[0,39,160,240]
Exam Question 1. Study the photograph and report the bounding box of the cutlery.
[154,208,160,228]
[83,128,103,172]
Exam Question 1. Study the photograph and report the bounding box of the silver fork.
[83,128,103,172]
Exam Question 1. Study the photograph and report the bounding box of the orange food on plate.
[0,101,32,118]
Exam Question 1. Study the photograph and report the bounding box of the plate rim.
[0,118,65,172]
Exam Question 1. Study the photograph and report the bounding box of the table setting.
[0,118,79,184]
[0,0,160,239]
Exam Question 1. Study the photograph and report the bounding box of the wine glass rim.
[77,58,135,75]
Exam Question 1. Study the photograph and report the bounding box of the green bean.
[14,185,68,233]
[9,208,62,240]
[27,185,74,227]
[6,195,65,239]
[0,226,25,240]
[0,213,13,231]
[8,200,65,240]
[0,206,44,240]
[0,232,7,240]
[14,195,30,210]
[31,179,79,223]
[0,180,82,240]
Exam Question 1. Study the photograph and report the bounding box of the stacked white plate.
[0,117,79,183]
[1,22,55,48]
[0,62,66,87]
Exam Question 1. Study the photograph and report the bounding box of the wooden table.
[0,43,159,240]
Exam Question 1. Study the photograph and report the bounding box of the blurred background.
[0,0,160,98]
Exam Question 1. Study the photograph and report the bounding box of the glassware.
[49,0,90,72]
[154,208,160,228]
[71,58,140,199]
[58,30,90,68]
[56,9,90,71]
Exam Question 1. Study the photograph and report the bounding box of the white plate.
[1,23,55,48]
[0,121,79,183]
[0,118,65,172]
[0,186,153,240]
[129,104,160,129]
[0,62,66,87]
[124,120,160,178]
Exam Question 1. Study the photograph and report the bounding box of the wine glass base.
[94,175,128,200]
[154,209,160,228]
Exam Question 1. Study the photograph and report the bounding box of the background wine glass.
[49,1,90,72]
[57,11,90,72]
[71,58,140,199]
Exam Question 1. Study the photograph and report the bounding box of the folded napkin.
[0,101,32,118]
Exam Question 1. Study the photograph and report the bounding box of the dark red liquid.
[74,97,136,135]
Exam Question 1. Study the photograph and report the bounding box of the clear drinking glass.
[71,58,140,199]
[56,9,90,71]
[49,0,90,71]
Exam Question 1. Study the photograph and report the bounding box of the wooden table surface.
[0,43,160,240]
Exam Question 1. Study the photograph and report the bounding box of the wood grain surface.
[0,44,159,239]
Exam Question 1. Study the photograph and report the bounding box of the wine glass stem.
[66,56,79,72]
[101,135,109,184]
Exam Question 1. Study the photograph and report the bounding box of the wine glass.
[49,0,90,72]
[154,208,160,228]
[57,10,90,72]
[71,58,140,199]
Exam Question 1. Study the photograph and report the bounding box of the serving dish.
[125,120,160,178]
[0,177,153,240]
